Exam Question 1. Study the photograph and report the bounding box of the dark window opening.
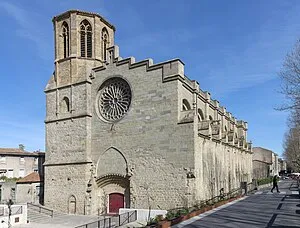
[80,20,92,58]
[102,28,109,61]
[62,22,69,58]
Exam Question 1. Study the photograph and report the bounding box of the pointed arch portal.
[96,174,130,214]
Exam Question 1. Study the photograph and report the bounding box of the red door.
[109,193,124,214]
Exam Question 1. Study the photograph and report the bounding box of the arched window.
[62,22,69,58]
[60,97,70,113]
[224,126,228,132]
[102,28,109,61]
[198,108,204,121]
[209,115,213,121]
[80,20,92,58]
[234,133,238,143]
[182,99,191,111]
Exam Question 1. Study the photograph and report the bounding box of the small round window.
[96,77,132,122]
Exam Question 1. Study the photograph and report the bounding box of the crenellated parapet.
[91,45,252,153]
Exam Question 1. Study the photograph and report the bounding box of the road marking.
[266,191,286,195]
[291,191,299,195]
[255,191,263,194]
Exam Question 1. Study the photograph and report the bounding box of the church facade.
[44,10,253,215]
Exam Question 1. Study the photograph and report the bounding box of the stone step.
[27,207,65,223]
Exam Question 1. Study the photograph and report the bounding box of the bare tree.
[279,40,300,170]
[279,39,300,111]
[282,125,300,172]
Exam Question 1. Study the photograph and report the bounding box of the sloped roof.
[0,148,25,153]
[0,148,45,156]
[16,172,41,183]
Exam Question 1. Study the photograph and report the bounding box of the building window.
[62,22,69,58]
[102,28,109,61]
[198,108,204,121]
[60,97,70,113]
[97,77,132,122]
[80,20,92,58]
[0,170,6,177]
[7,169,13,178]
[36,186,40,197]
[20,157,25,164]
[19,169,25,177]
[182,99,191,111]
[34,158,38,165]
[0,156,6,164]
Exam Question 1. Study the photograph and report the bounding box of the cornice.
[44,80,92,93]
[44,161,92,166]
[45,113,92,124]
[52,9,116,31]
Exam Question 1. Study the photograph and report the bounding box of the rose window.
[97,78,131,122]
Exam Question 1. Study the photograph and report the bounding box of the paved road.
[176,180,300,228]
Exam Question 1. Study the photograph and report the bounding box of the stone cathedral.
[44,10,253,215]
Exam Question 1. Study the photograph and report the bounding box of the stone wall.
[91,60,194,210]
[253,160,269,179]
[195,137,252,201]
[16,182,41,204]
[0,181,16,203]
[253,147,279,177]
[44,164,90,214]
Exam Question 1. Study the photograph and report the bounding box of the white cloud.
[0,1,52,60]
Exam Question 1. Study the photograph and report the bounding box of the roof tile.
[16,172,41,183]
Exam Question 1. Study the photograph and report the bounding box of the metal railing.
[11,205,23,215]
[75,210,137,228]
[27,202,53,217]
[75,216,114,228]
[0,205,23,217]
[118,210,137,226]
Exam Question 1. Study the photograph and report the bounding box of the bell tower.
[44,10,115,214]
[52,10,115,87]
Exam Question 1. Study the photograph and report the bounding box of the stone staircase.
[26,203,103,227]
[27,204,64,223]
[24,204,137,228]
[27,205,64,223]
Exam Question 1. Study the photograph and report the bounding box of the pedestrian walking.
[271,175,280,193]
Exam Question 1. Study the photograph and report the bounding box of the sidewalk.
[174,180,300,227]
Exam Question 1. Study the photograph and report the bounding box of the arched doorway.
[68,195,76,214]
[96,174,130,215]
[109,193,124,214]
[95,147,130,214]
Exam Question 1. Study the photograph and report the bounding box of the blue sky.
[0,0,299,155]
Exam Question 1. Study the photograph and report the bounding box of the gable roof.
[0,148,45,157]
[16,172,41,184]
